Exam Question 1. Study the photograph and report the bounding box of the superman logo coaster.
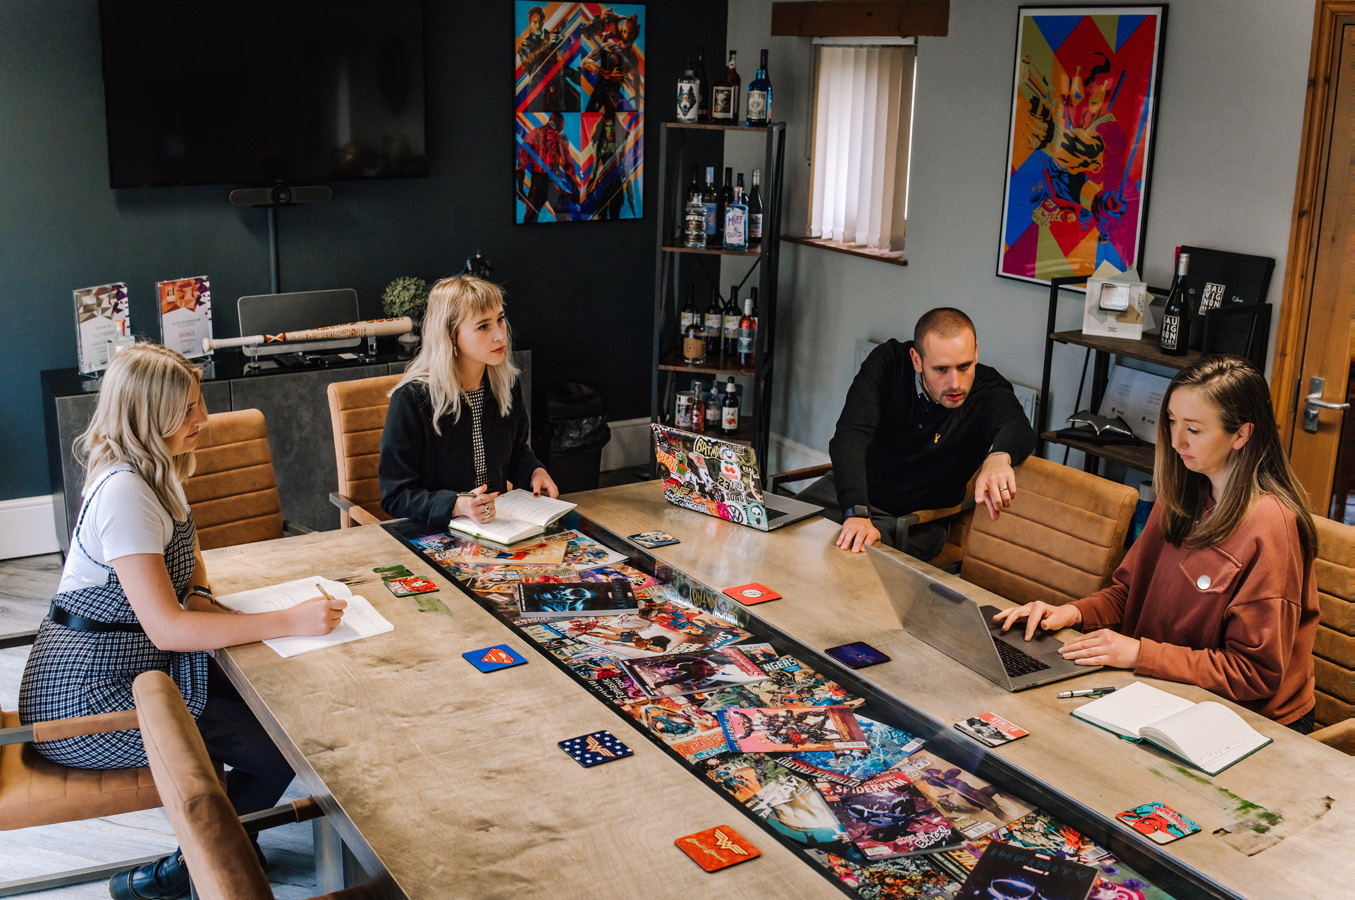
[676,825,761,871]
[558,730,633,767]
[461,644,527,672]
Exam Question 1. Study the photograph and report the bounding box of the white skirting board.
[0,496,59,560]
[600,418,830,479]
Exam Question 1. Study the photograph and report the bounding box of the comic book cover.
[955,842,1097,900]
[620,696,728,761]
[707,656,863,710]
[418,532,571,566]
[859,854,961,900]
[927,835,995,882]
[557,530,629,569]
[893,749,1035,839]
[730,641,781,665]
[447,564,581,594]
[642,601,753,648]
[578,563,661,588]
[819,772,965,859]
[804,847,869,894]
[551,613,705,658]
[719,706,869,753]
[517,622,626,669]
[1086,855,1176,900]
[622,647,771,698]
[747,773,849,846]
[775,756,863,790]
[517,581,639,618]
[635,582,685,606]
[702,753,783,803]
[996,810,1111,864]
[793,715,924,784]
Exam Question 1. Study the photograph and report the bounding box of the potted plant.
[382,276,429,356]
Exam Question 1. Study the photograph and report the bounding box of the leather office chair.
[326,374,401,528]
[1310,514,1354,740]
[186,409,306,551]
[956,456,1137,607]
[132,670,379,900]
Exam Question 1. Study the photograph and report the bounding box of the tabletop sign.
[156,275,212,359]
[73,281,130,375]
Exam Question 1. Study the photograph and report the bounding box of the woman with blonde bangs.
[380,275,558,524]
[995,355,1320,732]
[19,343,346,900]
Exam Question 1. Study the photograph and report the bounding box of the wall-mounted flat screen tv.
[98,0,428,188]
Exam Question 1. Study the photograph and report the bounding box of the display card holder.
[73,282,130,376]
[157,276,213,360]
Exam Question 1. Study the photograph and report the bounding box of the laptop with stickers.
[650,424,822,531]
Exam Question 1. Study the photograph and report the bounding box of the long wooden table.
[206,481,1355,899]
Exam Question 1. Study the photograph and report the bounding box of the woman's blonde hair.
[394,275,519,433]
[1154,354,1315,561]
[80,342,203,522]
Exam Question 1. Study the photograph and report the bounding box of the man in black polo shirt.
[817,308,1036,555]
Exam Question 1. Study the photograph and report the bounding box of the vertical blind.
[810,45,907,247]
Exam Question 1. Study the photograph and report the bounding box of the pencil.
[316,582,335,601]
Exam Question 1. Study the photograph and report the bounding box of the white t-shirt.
[58,465,176,593]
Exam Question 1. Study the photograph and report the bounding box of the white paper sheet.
[217,576,393,659]
[1097,365,1171,444]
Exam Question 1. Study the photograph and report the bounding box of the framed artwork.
[514,2,644,224]
[997,6,1167,284]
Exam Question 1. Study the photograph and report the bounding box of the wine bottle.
[695,47,709,122]
[676,60,700,123]
[716,166,733,244]
[711,51,740,122]
[704,289,723,357]
[702,166,718,239]
[746,49,771,126]
[682,318,706,364]
[722,286,741,357]
[1159,251,1190,356]
[721,377,740,434]
[704,384,720,429]
[737,296,755,367]
[747,169,764,247]
[679,284,699,332]
[724,183,748,251]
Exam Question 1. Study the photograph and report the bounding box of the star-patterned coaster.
[558,730,633,767]
[675,825,761,871]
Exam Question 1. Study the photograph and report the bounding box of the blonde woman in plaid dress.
[19,343,346,900]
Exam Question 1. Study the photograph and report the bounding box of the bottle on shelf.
[748,169,764,247]
[704,289,724,358]
[676,60,700,123]
[746,49,772,126]
[1159,251,1190,356]
[722,286,741,357]
[749,286,760,354]
[716,167,733,245]
[721,377,740,434]
[695,47,709,122]
[688,379,706,433]
[711,51,740,122]
[702,166,718,240]
[679,284,699,332]
[724,179,748,250]
[738,295,756,367]
[704,384,720,430]
[683,191,707,248]
[682,317,706,365]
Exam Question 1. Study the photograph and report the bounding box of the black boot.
[108,850,190,900]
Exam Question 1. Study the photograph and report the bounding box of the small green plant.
[381,276,430,319]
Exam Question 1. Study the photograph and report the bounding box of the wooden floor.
[0,553,319,899]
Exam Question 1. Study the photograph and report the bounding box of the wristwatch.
[843,505,872,520]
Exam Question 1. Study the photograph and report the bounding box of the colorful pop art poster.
[997,7,1166,284]
[514,2,644,224]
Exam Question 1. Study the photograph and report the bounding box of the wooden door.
[1275,4,1355,520]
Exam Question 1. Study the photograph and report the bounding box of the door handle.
[1303,376,1351,433]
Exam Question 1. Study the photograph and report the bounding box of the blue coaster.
[558,730,633,767]
[462,644,527,672]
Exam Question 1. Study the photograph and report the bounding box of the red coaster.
[675,825,761,871]
[722,583,781,605]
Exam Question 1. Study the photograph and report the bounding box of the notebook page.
[1142,701,1269,771]
[1072,681,1194,738]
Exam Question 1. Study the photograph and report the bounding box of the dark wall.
[0,2,727,502]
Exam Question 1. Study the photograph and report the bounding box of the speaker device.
[228,184,333,207]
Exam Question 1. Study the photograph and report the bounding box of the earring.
[453,344,458,357]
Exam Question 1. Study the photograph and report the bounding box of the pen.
[315,582,335,601]
[1058,687,1117,699]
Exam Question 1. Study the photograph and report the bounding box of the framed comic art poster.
[514,2,644,224]
[997,6,1166,284]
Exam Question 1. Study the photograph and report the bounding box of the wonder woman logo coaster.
[676,825,761,871]
[558,730,633,767]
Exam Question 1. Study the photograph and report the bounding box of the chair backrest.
[327,374,401,528]
[133,671,274,900]
[184,409,284,551]
[959,456,1138,607]
[1312,514,1354,729]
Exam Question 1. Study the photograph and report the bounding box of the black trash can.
[541,381,610,494]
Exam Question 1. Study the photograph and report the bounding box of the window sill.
[782,235,908,267]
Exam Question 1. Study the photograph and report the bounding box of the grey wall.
[0,2,728,502]
[726,0,1311,466]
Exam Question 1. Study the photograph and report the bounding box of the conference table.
[205,480,1355,899]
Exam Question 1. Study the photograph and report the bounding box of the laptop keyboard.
[992,636,1051,677]
[765,506,788,522]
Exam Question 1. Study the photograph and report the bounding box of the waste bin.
[541,381,610,494]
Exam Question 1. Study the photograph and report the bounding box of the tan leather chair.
[956,456,1137,607]
[132,670,379,900]
[185,409,295,551]
[326,374,401,528]
[1311,514,1354,737]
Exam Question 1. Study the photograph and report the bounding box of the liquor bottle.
[704,289,723,357]
[688,379,706,433]
[711,51,740,121]
[679,284,699,332]
[724,184,748,251]
[721,377,740,434]
[738,296,756,367]
[745,49,772,126]
[749,286,760,354]
[1159,251,1190,356]
[722,286,741,357]
[682,318,706,364]
[704,384,720,429]
[702,166,718,238]
[716,167,733,244]
[676,60,700,123]
[683,192,707,248]
[747,169,764,246]
[695,47,709,122]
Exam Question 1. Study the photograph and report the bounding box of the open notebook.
[218,576,393,658]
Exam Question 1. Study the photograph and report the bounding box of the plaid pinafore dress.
[18,468,209,769]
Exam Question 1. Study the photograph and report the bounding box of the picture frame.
[997,6,1167,285]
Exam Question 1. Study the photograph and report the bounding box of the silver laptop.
[651,424,822,531]
[867,545,1100,691]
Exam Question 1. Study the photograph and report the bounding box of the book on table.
[517,582,639,619]
[447,489,576,545]
[1071,681,1271,775]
